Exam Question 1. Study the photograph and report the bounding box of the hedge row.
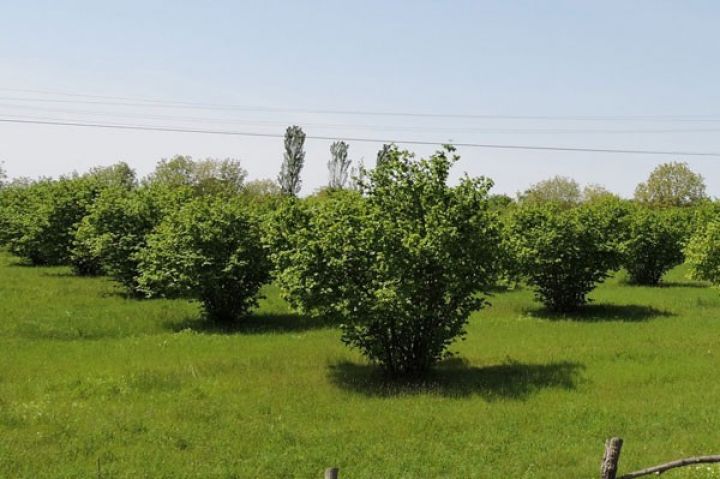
[1,152,718,375]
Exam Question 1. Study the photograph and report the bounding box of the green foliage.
[487,193,513,210]
[505,203,624,311]
[277,126,306,196]
[635,161,707,207]
[328,140,351,189]
[146,155,247,196]
[86,162,137,190]
[518,176,581,208]
[622,207,685,285]
[73,184,192,292]
[270,145,501,375]
[266,190,371,317]
[136,196,271,322]
[581,184,618,203]
[3,177,99,266]
[686,220,720,284]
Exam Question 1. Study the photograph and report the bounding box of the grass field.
[1,250,720,478]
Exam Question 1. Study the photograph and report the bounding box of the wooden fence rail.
[601,437,720,479]
[323,438,720,478]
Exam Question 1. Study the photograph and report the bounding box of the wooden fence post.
[601,437,624,479]
[324,467,339,479]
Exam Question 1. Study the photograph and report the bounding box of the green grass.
[1,251,719,478]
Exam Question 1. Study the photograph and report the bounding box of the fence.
[321,437,720,478]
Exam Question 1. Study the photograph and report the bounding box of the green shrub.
[505,204,623,312]
[686,220,720,284]
[266,190,372,317]
[72,184,192,293]
[622,207,685,285]
[0,180,34,247]
[136,196,271,322]
[4,177,98,266]
[270,145,502,376]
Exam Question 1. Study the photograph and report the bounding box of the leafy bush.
[3,177,99,266]
[270,145,502,375]
[622,207,685,285]
[266,190,372,316]
[0,180,34,247]
[72,184,192,292]
[505,204,623,312]
[136,196,271,322]
[686,220,720,284]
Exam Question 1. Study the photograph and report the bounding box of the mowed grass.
[1,251,720,478]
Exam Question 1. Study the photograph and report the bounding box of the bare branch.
[619,455,720,479]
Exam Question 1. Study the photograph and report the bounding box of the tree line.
[1,126,719,376]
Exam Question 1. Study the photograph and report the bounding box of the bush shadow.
[328,357,582,399]
[655,281,709,289]
[168,312,338,335]
[525,303,673,322]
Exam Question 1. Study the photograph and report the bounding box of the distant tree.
[582,184,618,203]
[488,194,513,210]
[147,155,195,187]
[146,156,246,195]
[328,141,351,189]
[0,162,6,187]
[376,144,392,166]
[635,162,706,207]
[277,126,306,196]
[85,162,137,190]
[193,158,247,195]
[518,176,581,208]
[243,178,282,197]
[348,158,366,191]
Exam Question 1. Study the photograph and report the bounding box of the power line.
[5,104,720,134]
[1,88,720,122]
[2,116,719,157]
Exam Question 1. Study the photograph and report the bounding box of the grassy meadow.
[1,250,720,478]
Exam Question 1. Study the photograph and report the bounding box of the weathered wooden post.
[601,437,623,479]
[324,467,339,479]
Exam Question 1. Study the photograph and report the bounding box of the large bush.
[270,145,502,375]
[622,207,685,285]
[505,204,623,312]
[72,184,192,292]
[136,196,271,322]
[4,177,99,265]
[685,220,720,284]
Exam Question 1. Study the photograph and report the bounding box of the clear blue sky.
[2,0,720,196]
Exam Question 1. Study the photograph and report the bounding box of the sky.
[1,0,720,197]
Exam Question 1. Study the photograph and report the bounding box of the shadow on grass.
[655,281,709,289]
[617,278,709,289]
[328,357,582,399]
[525,303,673,322]
[168,312,337,335]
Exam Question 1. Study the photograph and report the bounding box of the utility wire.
[2,116,719,157]
[3,105,720,134]
[1,88,720,122]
